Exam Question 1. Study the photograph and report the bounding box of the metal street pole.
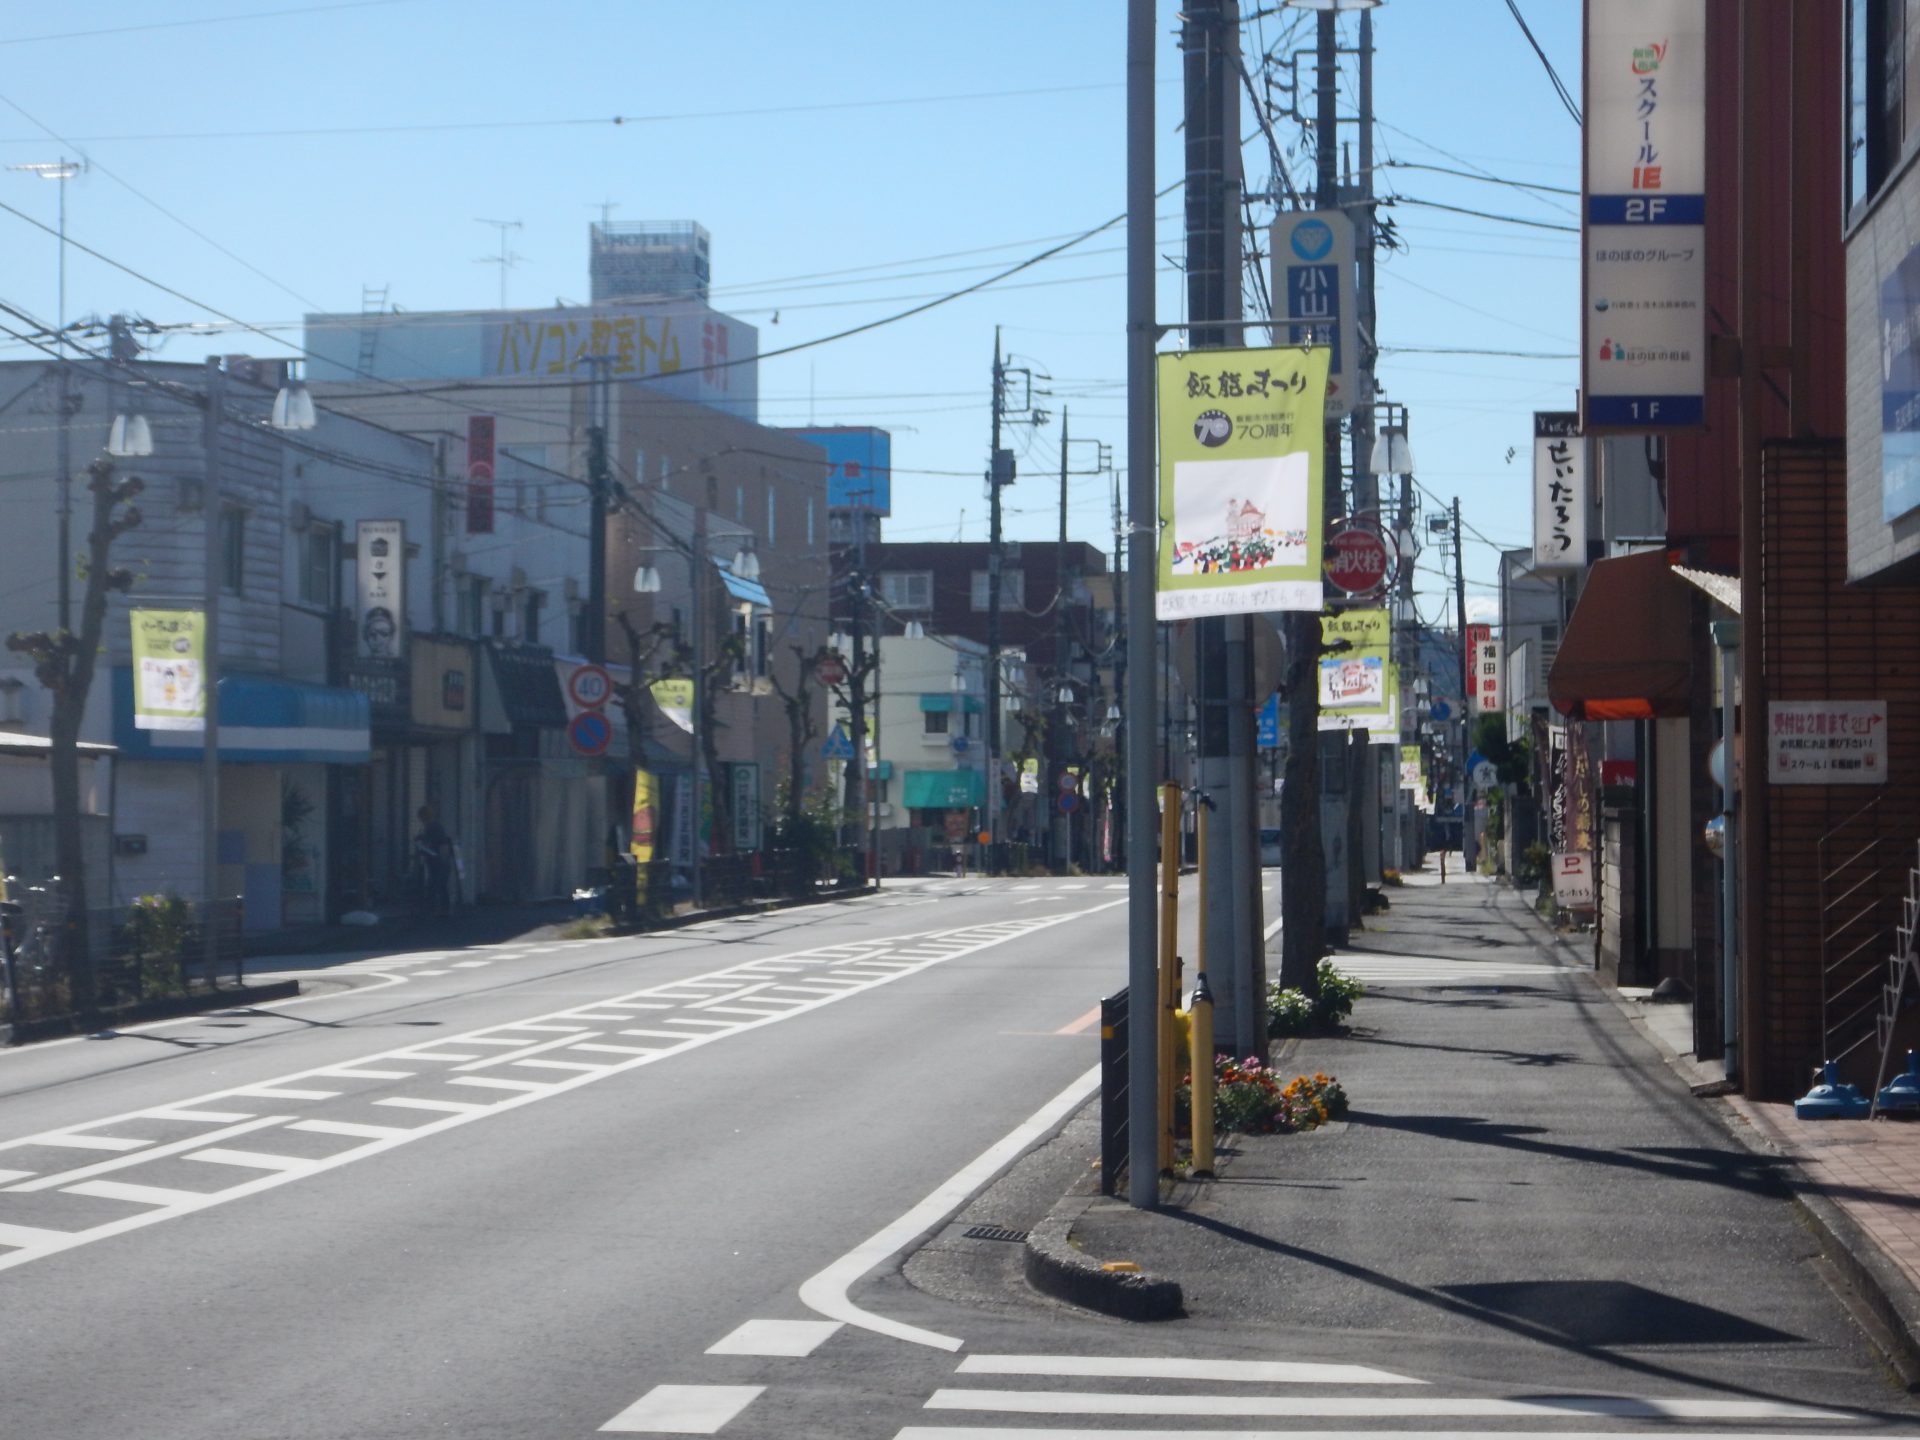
[201,357,225,981]
[585,356,611,665]
[1124,0,1161,1211]
[1453,495,1476,872]
[691,527,706,909]
[986,329,1007,872]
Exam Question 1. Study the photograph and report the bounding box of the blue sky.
[0,0,1580,626]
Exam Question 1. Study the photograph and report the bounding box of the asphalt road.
[0,872,1915,1439]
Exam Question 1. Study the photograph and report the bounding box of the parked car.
[1258,827,1283,867]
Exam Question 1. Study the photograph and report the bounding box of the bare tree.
[6,459,143,1014]
[765,642,833,834]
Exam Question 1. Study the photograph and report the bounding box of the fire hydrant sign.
[1768,701,1888,785]
[1156,345,1330,619]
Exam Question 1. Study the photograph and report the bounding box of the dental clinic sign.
[1582,0,1706,432]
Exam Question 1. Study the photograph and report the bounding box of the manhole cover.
[961,1225,1030,1244]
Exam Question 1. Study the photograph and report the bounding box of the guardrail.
[0,890,244,1029]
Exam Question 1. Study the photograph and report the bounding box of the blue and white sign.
[1256,692,1281,749]
[1881,243,1920,521]
[1582,0,1706,431]
[821,724,855,760]
[1271,210,1358,420]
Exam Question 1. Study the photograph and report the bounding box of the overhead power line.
[1502,0,1582,126]
[1386,195,1578,234]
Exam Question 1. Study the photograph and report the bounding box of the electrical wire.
[1385,195,1578,234]
[1502,0,1582,126]
[0,0,429,48]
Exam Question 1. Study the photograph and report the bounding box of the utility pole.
[1183,0,1260,1047]
[987,329,1007,872]
[1453,495,1475,872]
[1124,0,1161,1210]
[201,358,226,986]
[1277,6,1340,993]
[1055,407,1072,871]
[584,356,611,665]
[846,513,870,870]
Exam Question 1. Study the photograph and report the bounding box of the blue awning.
[713,557,771,608]
[919,693,953,713]
[113,669,371,765]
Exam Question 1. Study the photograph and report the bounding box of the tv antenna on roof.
[474,218,524,309]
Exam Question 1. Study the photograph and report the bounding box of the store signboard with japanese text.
[1553,850,1597,908]
[1271,211,1359,419]
[1582,0,1706,431]
[1768,701,1888,785]
[1532,412,1587,570]
[355,520,406,660]
[1318,607,1398,744]
[1399,743,1423,791]
[730,761,762,852]
[1473,639,1503,715]
[1156,346,1330,619]
[131,609,205,731]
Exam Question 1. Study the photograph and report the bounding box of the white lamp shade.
[107,413,153,458]
[731,548,761,581]
[633,564,663,594]
[903,619,926,639]
[1367,428,1415,476]
[271,383,317,431]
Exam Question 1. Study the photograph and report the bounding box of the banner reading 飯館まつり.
[1156,346,1330,619]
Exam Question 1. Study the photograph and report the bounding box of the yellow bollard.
[1157,781,1182,1175]
[1191,792,1217,1178]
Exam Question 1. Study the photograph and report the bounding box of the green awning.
[867,760,893,780]
[919,693,954,713]
[902,768,985,809]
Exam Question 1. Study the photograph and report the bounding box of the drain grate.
[962,1224,1030,1244]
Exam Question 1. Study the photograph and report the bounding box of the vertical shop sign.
[355,520,405,660]
[1156,345,1330,618]
[466,414,496,535]
[1582,0,1707,430]
[1532,412,1587,570]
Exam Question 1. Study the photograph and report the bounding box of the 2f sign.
[1622,197,1671,223]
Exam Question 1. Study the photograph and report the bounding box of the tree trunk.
[1278,609,1324,996]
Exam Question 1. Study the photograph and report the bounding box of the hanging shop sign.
[650,677,694,733]
[1156,345,1330,619]
[1768,700,1888,785]
[130,608,206,731]
[1318,607,1397,743]
[1473,638,1503,716]
[730,761,762,852]
[1532,412,1587,570]
[1271,210,1359,419]
[1552,850,1596,908]
[1582,0,1707,431]
[355,519,406,660]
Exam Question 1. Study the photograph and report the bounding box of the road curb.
[6,978,303,1046]
[608,882,877,938]
[1022,1189,1184,1321]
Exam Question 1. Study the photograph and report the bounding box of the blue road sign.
[821,724,855,760]
[1257,693,1281,749]
[1430,699,1452,722]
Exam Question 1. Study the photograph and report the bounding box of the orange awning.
[1547,551,1698,721]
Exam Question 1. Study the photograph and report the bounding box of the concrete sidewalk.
[1025,855,1920,1396]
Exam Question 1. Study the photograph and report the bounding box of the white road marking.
[150,1109,254,1123]
[0,1221,69,1248]
[318,1067,414,1081]
[619,1029,699,1042]
[600,1384,765,1434]
[922,1393,1854,1422]
[0,1170,31,1185]
[451,960,491,969]
[511,1059,607,1074]
[707,1318,842,1357]
[289,1120,408,1140]
[412,970,451,976]
[452,1032,600,1072]
[897,1432,1892,1440]
[799,1058,1108,1351]
[955,1356,1422,1386]
[32,1134,148,1152]
[373,1097,489,1115]
[187,1148,308,1172]
[7,1116,288,1193]
[65,1179,205,1206]
[448,1077,549,1094]
[229,1087,340,1101]
[394,1052,485,1063]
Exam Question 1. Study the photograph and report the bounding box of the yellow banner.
[649,677,694,732]
[131,609,206,732]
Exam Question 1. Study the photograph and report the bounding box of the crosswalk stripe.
[922,1391,1853,1422]
[600,1384,764,1434]
[955,1355,1422,1385]
[706,1318,842,1357]
[64,1179,204,1206]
